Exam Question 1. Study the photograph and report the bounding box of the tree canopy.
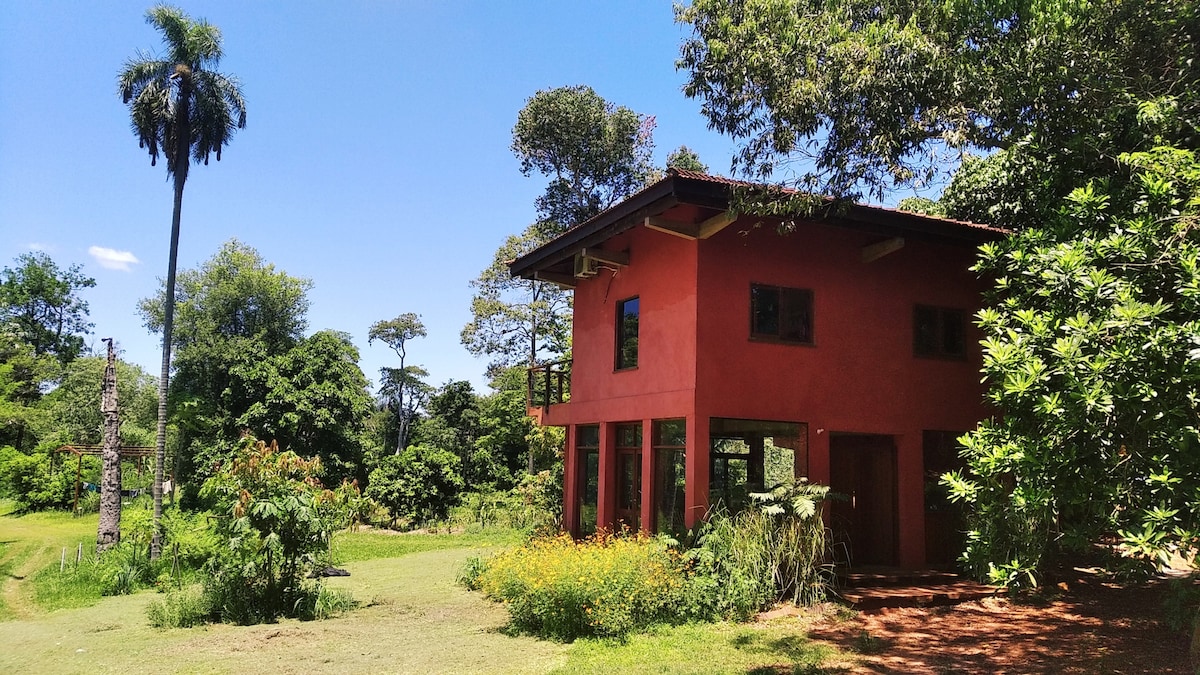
[678,0,1199,212]
[0,252,95,363]
[512,85,656,237]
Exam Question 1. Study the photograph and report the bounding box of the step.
[836,581,1000,611]
[837,567,962,588]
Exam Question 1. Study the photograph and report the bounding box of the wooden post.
[97,338,122,552]
[73,453,82,515]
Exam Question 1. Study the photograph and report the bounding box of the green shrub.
[147,586,211,628]
[365,445,464,527]
[197,437,356,625]
[473,531,690,641]
[686,480,834,619]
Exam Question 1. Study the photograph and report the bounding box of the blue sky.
[1,1,741,393]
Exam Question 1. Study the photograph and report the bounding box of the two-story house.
[509,168,1005,568]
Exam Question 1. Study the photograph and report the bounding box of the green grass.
[332,526,525,563]
[0,503,100,619]
[556,622,850,674]
[0,507,857,673]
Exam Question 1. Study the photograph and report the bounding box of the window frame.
[913,304,968,360]
[749,283,815,346]
[615,295,640,371]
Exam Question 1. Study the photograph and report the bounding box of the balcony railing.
[527,359,572,409]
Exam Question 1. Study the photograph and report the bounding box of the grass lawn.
[1,507,856,674]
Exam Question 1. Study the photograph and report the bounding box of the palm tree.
[119,5,246,558]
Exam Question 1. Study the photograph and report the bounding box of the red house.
[509,169,1005,569]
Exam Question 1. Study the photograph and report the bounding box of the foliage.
[473,369,542,486]
[470,531,691,641]
[0,447,75,511]
[462,225,572,378]
[199,437,358,624]
[365,444,464,527]
[369,313,428,456]
[147,585,211,628]
[512,85,656,235]
[466,84,655,382]
[140,238,310,355]
[678,0,1199,203]
[42,355,158,447]
[665,145,707,173]
[119,4,247,179]
[140,241,370,485]
[687,480,834,619]
[945,148,1200,585]
[0,251,95,363]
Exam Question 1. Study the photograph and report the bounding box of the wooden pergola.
[54,444,159,513]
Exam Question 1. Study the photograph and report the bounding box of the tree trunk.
[152,175,184,559]
[153,78,191,560]
[97,338,121,552]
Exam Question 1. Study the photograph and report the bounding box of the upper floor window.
[750,284,813,345]
[914,305,966,358]
[616,297,639,370]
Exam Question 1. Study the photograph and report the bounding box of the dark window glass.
[576,425,600,536]
[616,297,639,369]
[751,284,813,344]
[709,418,807,515]
[652,419,686,536]
[615,423,642,529]
[914,305,967,358]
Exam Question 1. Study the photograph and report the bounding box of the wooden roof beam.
[697,211,736,239]
[533,270,577,289]
[862,236,905,263]
[644,216,699,239]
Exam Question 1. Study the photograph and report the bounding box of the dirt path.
[808,577,1195,674]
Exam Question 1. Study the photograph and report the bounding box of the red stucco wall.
[548,216,989,567]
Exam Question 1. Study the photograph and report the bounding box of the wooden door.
[829,434,898,566]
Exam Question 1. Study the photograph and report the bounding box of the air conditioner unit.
[573,253,600,278]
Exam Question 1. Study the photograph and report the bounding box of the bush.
[365,445,463,527]
[196,437,357,625]
[686,480,834,619]
[0,448,75,511]
[147,586,211,628]
[472,530,690,641]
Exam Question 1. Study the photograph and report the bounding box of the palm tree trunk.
[97,338,121,552]
[151,173,184,560]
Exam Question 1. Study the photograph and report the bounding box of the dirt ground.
[807,576,1196,674]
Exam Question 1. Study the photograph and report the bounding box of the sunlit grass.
[332,526,524,563]
[555,621,850,674]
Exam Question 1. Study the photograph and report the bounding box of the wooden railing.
[527,359,572,409]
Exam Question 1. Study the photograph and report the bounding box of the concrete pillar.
[562,425,578,536]
[597,421,615,531]
[684,412,709,529]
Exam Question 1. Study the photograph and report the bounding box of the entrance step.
[835,566,1000,611]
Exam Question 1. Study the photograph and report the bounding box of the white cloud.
[88,246,140,271]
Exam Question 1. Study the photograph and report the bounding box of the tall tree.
[138,241,368,485]
[462,224,572,378]
[677,0,1199,211]
[512,85,656,237]
[369,314,427,455]
[120,4,246,557]
[97,338,121,552]
[0,252,95,363]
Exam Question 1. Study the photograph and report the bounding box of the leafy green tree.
[513,85,656,237]
[120,4,246,557]
[666,145,707,173]
[368,314,427,455]
[42,353,158,448]
[0,252,95,363]
[365,445,464,527]
[140,241,368,486]
[677,0,1199,209]
[945,147,1200,585]
[0,331,57,451]
[200,437,359,624]
[462,224,572,378]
